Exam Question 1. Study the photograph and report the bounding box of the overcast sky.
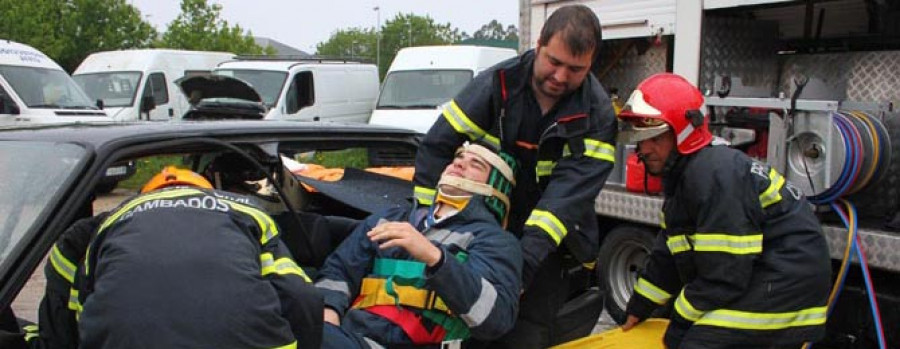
[129,0,520,53]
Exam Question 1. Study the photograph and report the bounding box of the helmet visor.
[617,89,669,143]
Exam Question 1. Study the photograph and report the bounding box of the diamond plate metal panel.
[596,40,667,101]
[595,186,663,226]
[780,52,900,104]
[700,17,780,97]
[823,225,900,272]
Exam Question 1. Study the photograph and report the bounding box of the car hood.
[176,75,262,103]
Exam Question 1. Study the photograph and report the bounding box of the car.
[0,120,420,332]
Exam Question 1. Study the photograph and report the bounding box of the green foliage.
[471,20,519,42]
[157,0,268,55]
[119,155,188,190]
[0,0,157,72]
[296,148,369,169]
[317,13,464,79]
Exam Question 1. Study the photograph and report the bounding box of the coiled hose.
[803,111,888,349]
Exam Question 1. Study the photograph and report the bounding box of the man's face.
[532,33,594,100]
[440,150,491,195]
[636,130,677,176]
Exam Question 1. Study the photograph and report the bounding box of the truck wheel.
[598,224,657,324]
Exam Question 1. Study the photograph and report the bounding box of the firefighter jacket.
[315,198,523,345]
[412,50,617,287]
[626,145,831,347]
[36,187,323,349]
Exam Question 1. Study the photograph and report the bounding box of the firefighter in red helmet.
[618,73,831,348]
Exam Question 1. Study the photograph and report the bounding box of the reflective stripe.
[50,244,76,284]
[659,211,667,229]
[228,201,279,244]
[362,337,386,349]
[260,253,311,282]
[24,324,38,341]
[424,229,475,250]
[67,288,82,316]
[759,168,785,208]
[461,278,498,328]
[316,279,351,297]
[525,209,567,245]
[696,306,828,330]
[674,289,704,322]
[415,186,436,206]
[634,278,672,305]
[441,100,500,149]
[536,160,556,178]
[692,233,763,255]
[666,235,691,254]
[271,341,298,349]
[583,138,616,162]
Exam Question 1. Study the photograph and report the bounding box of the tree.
[315,27,377,62]
[472,20,519,42]
[158,0,272,55]
[0,0,157,72]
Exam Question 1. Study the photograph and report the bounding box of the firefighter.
[412,5,617,347]
[28,166,323,349]
[618,73,831,348]
[316,142,522,348]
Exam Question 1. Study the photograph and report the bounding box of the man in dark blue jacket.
[318,142,522,348]
[412,5,617,347]
[619,73,830,348]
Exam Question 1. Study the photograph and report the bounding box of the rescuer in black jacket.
[618,73,831,348]
[27,166,323,349]
[412,5,617,347]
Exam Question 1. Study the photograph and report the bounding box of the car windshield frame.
[0,140,88,275]
[73,71,143,108]
[376,69,473,109]
[213,69,288,108]
[0,65,97,109]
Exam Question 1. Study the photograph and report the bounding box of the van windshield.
[0,65,96,109]
[214,69,287,108]
[73,72,142,108]
[377,70,473,109]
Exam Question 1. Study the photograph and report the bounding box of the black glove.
[662,317,692,349]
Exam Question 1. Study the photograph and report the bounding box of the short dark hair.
[537,5,603,59]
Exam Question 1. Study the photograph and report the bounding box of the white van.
[0,39,108,124]
[368,45,518,134]
[72,49,235,121]
[214,58,378,123]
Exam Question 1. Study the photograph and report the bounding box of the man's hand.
[621,314,642,332]
[368,222,442,267]
[324,308,341,326]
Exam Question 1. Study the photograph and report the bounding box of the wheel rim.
[607,239,651,312]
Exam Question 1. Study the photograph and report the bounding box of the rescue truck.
[521,1,900,347]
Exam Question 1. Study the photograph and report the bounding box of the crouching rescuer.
[28,166,323,349]
[316,142,523,348]
[618,73,831,348]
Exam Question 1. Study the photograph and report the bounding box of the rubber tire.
[849,112,900,222]
[598,224,657,325]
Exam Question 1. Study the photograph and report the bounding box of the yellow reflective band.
[659,211,667,229]
[696,306,828,330]
[634,278,672,305]
[67,288,82,314]
[441,100,500,149]
[415,186,436,206]
[584,139,616,162]
[271,341,298,349]
[353,277,450,313]
[24,324,38,341]
[675,289,704,322]
[536,160,556,177]
[666,235,691,254]
[260,253,311,282]
[525,210,567,245]
[692,233,763,255]
[759,168,785,209]
[228,201,279,244]
[50,244,77,284]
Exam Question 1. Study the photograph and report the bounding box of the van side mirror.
[96,99,104,110]
[140,96,156,113]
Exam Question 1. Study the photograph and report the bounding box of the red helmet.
[618,73,712,154]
